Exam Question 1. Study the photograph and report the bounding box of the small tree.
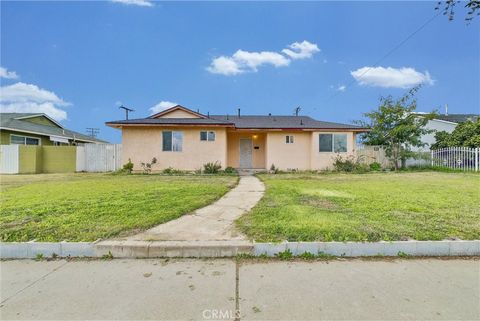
[357,86,436,170]
[431,119,480,149]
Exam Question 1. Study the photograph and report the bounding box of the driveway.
[123,175,265,241]
[1,258,478,320]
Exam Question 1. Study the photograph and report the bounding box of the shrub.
[333,154,370,173]
[122,159,134,173]
[369,162,381,171]
[224,166,236,174]
[203,161,222,174]
[270,164,279,174]
[140,157,157,174]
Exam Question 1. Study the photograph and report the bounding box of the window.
[319,134,347,153]
[285,135,294,144]
[200,131,215,141]
[162,131,183,151]
[10,135,40,145]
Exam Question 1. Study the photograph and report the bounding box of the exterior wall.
[0,130,53,146]
[22,116,59,127]
[265,132,311,170]
[227,132,266,169]
[157,110,201,119]
[122,127,228,171]
[310,131,356,170]
[413,119,457,152]
[42,146,77,173]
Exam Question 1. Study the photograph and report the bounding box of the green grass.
[0,173,237,242]
[237,172,480,242]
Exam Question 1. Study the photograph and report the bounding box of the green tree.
[431,119,480,149]
[357,87,436,170]
[436,0,479,22]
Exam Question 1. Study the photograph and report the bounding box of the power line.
[314,10,442,110]
[86,128,99,138]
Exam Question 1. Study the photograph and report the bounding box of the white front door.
[239,138,253,168]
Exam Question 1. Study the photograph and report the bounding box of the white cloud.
[149,101,178,114]
[282,41,320,59]
[337,85,346,92]
[0,82,69,121]
[0,67,19,79]
[351,66,434,89]
[111,0,153,7]
[207,40,319,76]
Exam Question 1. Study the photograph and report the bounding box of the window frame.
[285,135,294,144]
[200,131,216,142]
[162,130,183,152]
[10,134,41,146]
[318,133,348,153]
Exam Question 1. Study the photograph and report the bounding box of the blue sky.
[1,1,478,143]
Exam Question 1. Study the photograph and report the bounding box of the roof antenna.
[237,108,241,118]
[294,106,301,116]
[226,114,229,120]
[300,119,304,125]
[197,108,200,113]
[207,111,210,118]
[119,105,134,120]
[445,104,448,116]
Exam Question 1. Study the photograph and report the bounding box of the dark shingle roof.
[107,115,364,130]
[106,117,233,126]
[210,115,363,129]
[434,114,479,123]
[1,113,107,143]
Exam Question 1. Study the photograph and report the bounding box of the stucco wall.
[227,132,266,169]
[158,110,200,119]
[310,131,355,170]
[265,132,311,170]
[122,127,227,171]
[412,119,457,152]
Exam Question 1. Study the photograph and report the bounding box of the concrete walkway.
[124,175,264,241]
[1,258,478,320]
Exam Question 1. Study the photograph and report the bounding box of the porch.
[227,131,266,170]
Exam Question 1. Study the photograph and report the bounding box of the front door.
[239,138,253,168]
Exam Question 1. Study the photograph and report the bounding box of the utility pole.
[119,105,134,120]
[86,128,99,138]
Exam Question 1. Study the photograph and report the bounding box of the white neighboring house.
[413,113,479,152]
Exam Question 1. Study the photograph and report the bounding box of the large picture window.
[319,134,347,153]
[10,135,40,145]
[162,131,183,152]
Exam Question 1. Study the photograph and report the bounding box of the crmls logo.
[202,309,240,320]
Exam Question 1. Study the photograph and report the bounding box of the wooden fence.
[355,145,391,168]
[431,147,479,172]
[0,144,122,174]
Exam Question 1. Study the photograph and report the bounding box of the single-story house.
[1,113,106,145]
[106,105,367,171]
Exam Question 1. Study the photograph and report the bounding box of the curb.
[0,241,95,259]
[254,240,480,257]
[1,240,479,259]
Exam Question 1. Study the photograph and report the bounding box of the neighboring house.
[413,113,479,151]
[0,113,106,145]
[106,105,366,171]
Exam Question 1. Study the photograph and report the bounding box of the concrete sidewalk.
[1,258,478,320]
[121,175,264,242]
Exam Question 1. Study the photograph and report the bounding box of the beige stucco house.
[106,105,366,171]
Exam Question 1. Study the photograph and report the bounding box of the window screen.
[162,131,172,151]
[200,131,208,141]
[172,131,183,151]
[200,131,215,141]
[319,134,333,152]
[286,135,294,144]
[333,134,347,152]
[26,137,40,145]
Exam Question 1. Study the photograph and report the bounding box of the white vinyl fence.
[0,145,19,174]
[76,144,122,172]
[431,147,479,172]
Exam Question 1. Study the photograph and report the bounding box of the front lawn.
[0,173,237,242]
[237,172,480,242]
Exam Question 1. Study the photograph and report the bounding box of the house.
[413,113,479,151]
[1,113,106,145]
[106,105,366,171]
